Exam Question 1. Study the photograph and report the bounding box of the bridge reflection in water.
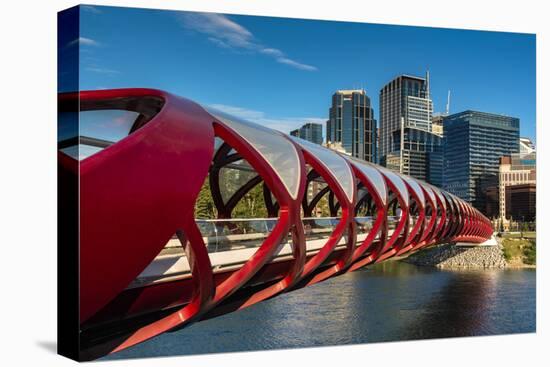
[58,89,493,360]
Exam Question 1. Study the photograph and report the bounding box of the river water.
[104,261,536,360]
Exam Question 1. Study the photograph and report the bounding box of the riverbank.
[403,243,507,268]
[403,235,536,269]
[499,235,536,268]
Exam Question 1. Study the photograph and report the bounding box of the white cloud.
[68,35,119,78]
[207,37,232,49]
[79,37,99,46]
[178,12,254,49]
[178,12,317,72]
[68,37,100,48]
[209,103,325,134]
[84,67,119,74]
[276,57,318,72]
[259,48,284,58]
[81,5,101,14]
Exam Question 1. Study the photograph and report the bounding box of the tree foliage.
[194,175,268,219]
[313,195,331,217]
[194,177,217,219]
[232,183,268,218]
[194,173,335,219]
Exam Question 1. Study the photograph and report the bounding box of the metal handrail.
[185,216,408,254]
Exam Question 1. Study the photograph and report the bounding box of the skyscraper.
[326,89,376,162]
[379,73,441,184]
[290,122,323,145]
[431,113,445,136]
[443,110,520,213]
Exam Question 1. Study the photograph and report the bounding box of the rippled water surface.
[104,262,536,360]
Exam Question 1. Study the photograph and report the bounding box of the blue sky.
[74,4,536,143]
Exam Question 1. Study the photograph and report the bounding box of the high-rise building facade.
[384,127,443,185]
[379,73,441,184]
[326,89,376,162]
[431,114,445,136]
[497,152,536,220]
[506,184,536,222]
[443,110,520,213]
[290,122,323,145]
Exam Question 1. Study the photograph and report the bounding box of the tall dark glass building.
[443,110,520,212]
[379,73,441,184]
[326,89,376,162]
[385,127,443,185]
[290,122,323,145]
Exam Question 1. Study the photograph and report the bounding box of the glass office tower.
[379,73,440,184]
[326,89,376,162]
[290,122,323,145]
[384,127,443,185]
[443,110,520,213]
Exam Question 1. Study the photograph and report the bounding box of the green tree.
[233,183,268,218]
[523,240,536,265]
[194,177,217,219]
[313,194,331,217]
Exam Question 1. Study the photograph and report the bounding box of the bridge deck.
[127,216,408,289]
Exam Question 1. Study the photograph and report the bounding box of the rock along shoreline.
[402,243,508,269]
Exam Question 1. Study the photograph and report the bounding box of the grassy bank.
[499,233,536,267]
[500,231,536,239]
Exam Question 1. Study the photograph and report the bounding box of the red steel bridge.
[58,89,493,360]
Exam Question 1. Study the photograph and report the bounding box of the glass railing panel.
[387,216,398,231]
[355,216,373,234]
[193,216,381,255]
[195,218,279,253]
[303,217,340,242]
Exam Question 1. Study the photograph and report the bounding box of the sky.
[71,4,536,143]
